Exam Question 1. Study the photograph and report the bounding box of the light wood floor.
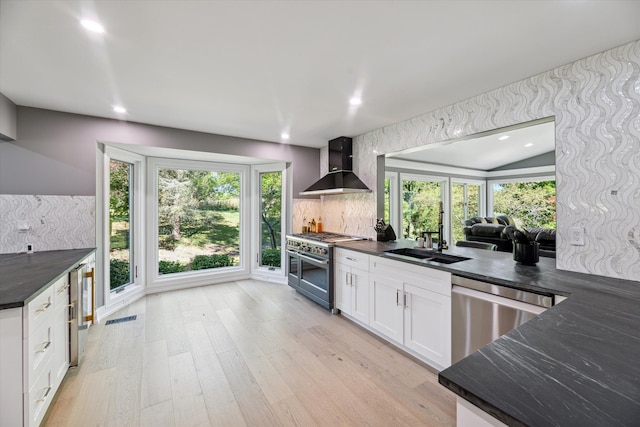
[43,280,456,427]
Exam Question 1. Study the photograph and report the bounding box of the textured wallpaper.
[0,195,95,254]
[324,41,639,281]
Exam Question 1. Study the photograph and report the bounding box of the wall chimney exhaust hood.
[300,136,372,196]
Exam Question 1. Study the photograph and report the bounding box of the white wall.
[324,41,640,282]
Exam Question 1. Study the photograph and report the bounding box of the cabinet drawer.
[26,322,54,389]
[25,285,54,338]
[335,248,369,271]
[371,255,451,297]
[26,358,54,427]
[53,275,70,309]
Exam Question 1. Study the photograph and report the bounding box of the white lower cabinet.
[403,282,451,366]
[1,266,74,427]
[335,249,370,324]
[338,250,452,370]
[369,272,404,344]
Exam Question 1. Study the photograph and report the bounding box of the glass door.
[451,180,484,245]
[252,163,286,277]
[104,146,144,302]
[258,170,283,270]
[400,174,448,244]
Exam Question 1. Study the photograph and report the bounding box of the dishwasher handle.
[452,275,553,308]
[452,285,547,315]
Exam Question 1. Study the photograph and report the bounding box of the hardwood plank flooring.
[43,279,455,426]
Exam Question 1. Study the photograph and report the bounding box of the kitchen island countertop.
[0,248,95,310]
[336,239,640,426]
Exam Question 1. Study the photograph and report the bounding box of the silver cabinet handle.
[404,292,408,309]
[36,341,51,353]
[346,257,355,261]
[36,301,52,313]
[36,386,52,403]
[57,283,70,294]
[396,289,401,306]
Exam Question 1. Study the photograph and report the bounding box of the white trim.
[386,158,555,179]
[102,145,146,313]
[384,171,400,237]
[146,157,250,289]
[487,165,555,178]
[95,286,145,323]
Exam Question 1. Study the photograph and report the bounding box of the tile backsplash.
[0,194,95,254]
[312,41,639,281]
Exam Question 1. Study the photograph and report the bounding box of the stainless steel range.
[286,232,365,310]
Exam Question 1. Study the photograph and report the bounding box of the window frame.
[251,162,287,280]
[146,157,250,290]
[487,174,555,220]
[399,173,450,243]
[102,146,146,310]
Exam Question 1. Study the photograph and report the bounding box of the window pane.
[259,171,282,269]
[402,179,441,239]
[492,180,556,229]
[109,160,133,291]
[452,183,481,244]
[158,168,240,274]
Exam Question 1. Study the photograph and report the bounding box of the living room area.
[382,118,557,257]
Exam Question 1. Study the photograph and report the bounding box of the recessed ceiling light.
[524,143,534,147]
[281,132,290,141]
[81,19,105,34]
[498,135,510,141]
[349,97,362,106]
[113,105,127,114]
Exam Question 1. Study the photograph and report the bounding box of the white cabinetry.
[335,248,370,324]
[369,255,452,369]
[369,269,404,344]
[0,261,76,427]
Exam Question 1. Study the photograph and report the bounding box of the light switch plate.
[570,227,584,246]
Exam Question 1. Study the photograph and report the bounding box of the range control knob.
[320,248,328,255]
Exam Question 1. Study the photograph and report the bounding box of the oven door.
[298,252,332,309]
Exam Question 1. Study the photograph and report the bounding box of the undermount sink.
[384,248,471,264]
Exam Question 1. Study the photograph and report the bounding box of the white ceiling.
[388,120,556,170]
[1,1,639,149]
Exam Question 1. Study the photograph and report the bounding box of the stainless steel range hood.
[300,136,371,196]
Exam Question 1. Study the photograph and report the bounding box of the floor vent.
[105,315,137,325]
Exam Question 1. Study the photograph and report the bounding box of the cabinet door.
[404,283,451,368]
[350,266,370,324]
[334,262,352,315]
[369,275,403,344]
[52,304,69,388]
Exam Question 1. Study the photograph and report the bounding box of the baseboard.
[96,288,145,322]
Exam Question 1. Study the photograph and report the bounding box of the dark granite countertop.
[336,240,640,426]
[0,248,95,310]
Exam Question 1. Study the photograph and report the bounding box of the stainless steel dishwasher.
[451,275,553,364]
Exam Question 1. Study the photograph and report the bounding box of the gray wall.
[0,107,320,196]
[0,93,17,141]
[490,151,555,171]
